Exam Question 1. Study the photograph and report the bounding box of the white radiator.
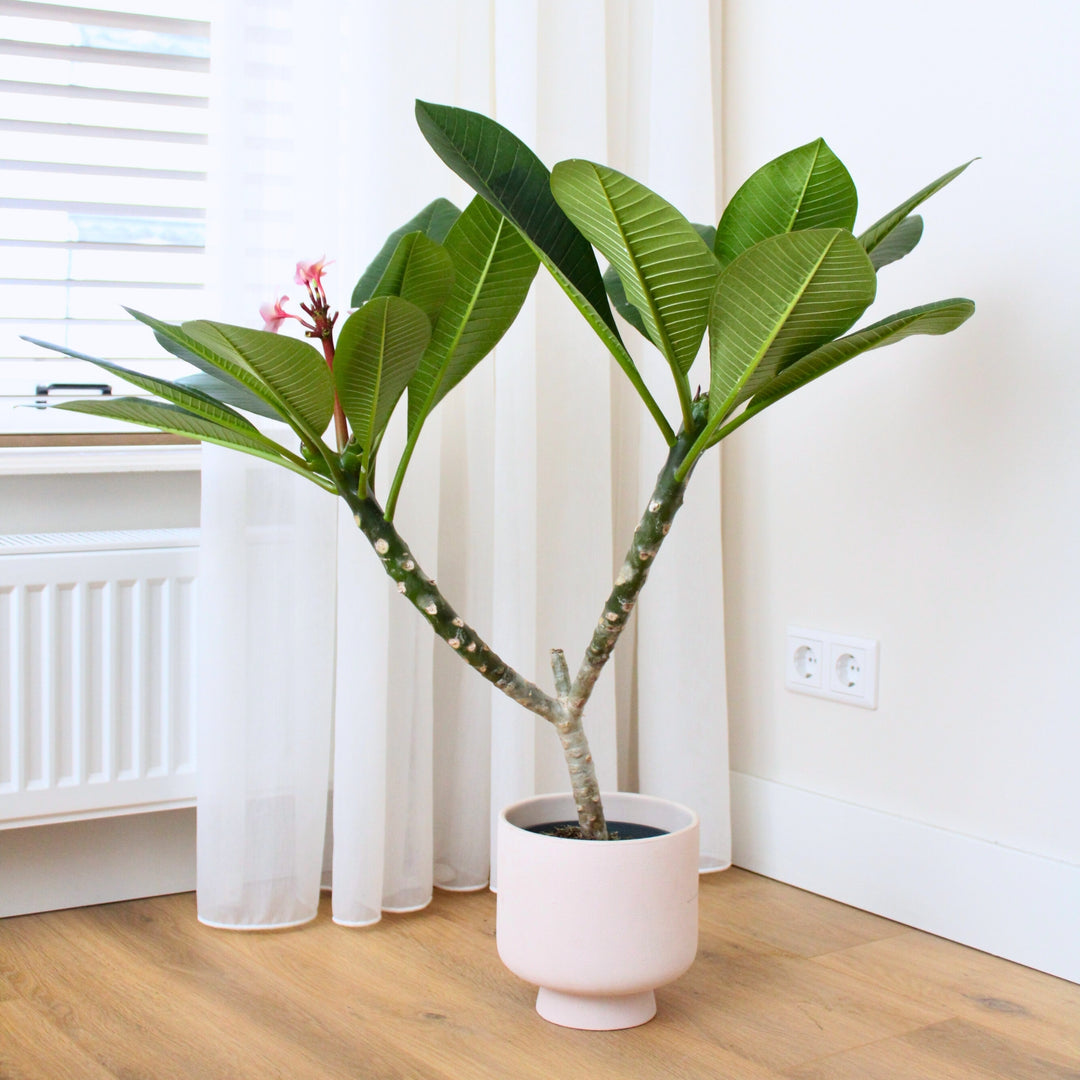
[0,529,199,829]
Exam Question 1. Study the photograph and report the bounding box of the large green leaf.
[754,298,975,408]
[334,296,431,475]
[415,100,674,442]
[407,196,538,433]
[181,320,334,437]
[174,371,285,421]
[603,263,649,338]
[18,337,302,458]
[369,230,455,328]
[868,214,923,271]
[148,329,285,420]
[52,398,327,485]
[705,228,877,438]
[714,139,857,269]
[415,101,615,338]
[352,198,461,308]
[707,298,975,445]
[551,160,719,384]
[858,160,973,257]
[604,222,718,342]
[127,309,310,433]
[29,327,307,437]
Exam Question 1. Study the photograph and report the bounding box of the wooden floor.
[1,869,1077,1079]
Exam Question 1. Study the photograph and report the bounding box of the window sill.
[0,435,201,476]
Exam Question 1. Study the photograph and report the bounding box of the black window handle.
[35,383,112,397]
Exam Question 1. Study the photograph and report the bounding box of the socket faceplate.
[786,626,879,708]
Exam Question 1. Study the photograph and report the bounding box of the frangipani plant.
[28,103,974,841]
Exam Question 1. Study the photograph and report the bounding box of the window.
[0,0,211,431]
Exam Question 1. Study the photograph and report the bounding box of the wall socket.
[785,626,879,709]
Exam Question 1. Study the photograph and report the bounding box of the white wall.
[1,470,200,534]
[720,0,1080,977]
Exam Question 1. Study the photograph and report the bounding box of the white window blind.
[0,0,211,427]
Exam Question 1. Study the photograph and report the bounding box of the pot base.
[535,987,657,1030]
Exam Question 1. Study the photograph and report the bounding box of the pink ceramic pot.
[496,791,699,1030]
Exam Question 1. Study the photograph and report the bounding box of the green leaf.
[334,296,432,475]
[693,222,717,251]
[180,320,335,437]
[715,139,857,269]
[415,100,674,443]
[605,223,718,342]
[128,309,299,428]
[551,160,720,387]
[352,198,461,308]
[369,230,455,328]
[868,214,923,271]
[746,298,975,415]
[52,398,327,486]
[18,338,303,458]
[407,196,538,432]
[416,102,616,339]
[603,263,649,338]
[704,298,976,447]
[174,371,285,421]
[858,160,974,257]
[706,228,877,436]
[147,327,285,421]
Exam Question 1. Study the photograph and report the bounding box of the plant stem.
[550,674,608,840]
[619,357,677,447]
[557,409,701,791]
[333,400,349,455]
[384,420,421,521]
[316,334,349,454]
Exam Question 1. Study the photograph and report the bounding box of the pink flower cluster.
[294,256,332,289]
[259,257,335,333]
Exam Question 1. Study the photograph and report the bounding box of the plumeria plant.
[28,103,974,840]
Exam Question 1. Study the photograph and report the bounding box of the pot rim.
[500,790,699,844]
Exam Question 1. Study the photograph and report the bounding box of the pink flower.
[294,256,333,289]
[259,295,293,333]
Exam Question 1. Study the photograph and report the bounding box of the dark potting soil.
[524,820,668,841]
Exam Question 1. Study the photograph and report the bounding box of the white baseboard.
[0,808,196,918]
[730,771,1080,984]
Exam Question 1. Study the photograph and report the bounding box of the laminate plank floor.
[1,868,1077,1079]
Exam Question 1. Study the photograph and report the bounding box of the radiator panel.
[0,530,198,828]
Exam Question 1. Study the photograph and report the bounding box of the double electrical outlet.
[785,626,879,709]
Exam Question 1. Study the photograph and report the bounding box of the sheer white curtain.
[196,0,730,930]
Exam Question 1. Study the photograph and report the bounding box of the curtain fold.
[196,441,338,929]
[197,0,729,931]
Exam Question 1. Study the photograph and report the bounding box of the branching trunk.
[338,403,702,841]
